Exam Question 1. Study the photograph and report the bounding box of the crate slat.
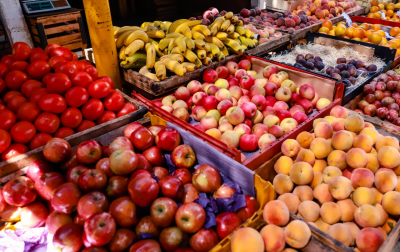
[47,33,82,45]
[62,41,85,51]
[45,23,80,35]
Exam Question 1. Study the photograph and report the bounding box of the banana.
[221,46,229,56]
[149,39,165,57]
[217,52,225,61]
[146,30,165,39]
[209,17,224,36]
[168,19,189,33]
[120,52,147,69]
[114,26,141,38]
[231,16,239,24]
[145,43,156,69]
[224,12,234,19]
[139,66,160,81]
[159,38,174,50]
[235,26,245,36]
[252,38,258,46]
[194,39,206,49]
[182,49,202,67]
[220,20,231,31]
[154,61,167,80]
[202,57,212,65]
[205,36,224,49]
[160,53,184,63]
[204,43,211,52]
[246,37,255,48]
[181,62,197,72]
[223,38,243,54]
[181,25,192,38]
[166,32,184,38]
[239,36,249,47]
[207,52,214,59]
[152,22,162,30]
[125,40,145,57]
[124,30,148,45]
[192,31,206,41]
[233,38,241,44]
[175,20,202,33]
[184,37,195,50]
[119,46,127,60]
[195,49,206,59]
[160,58,186,76]
[227,24,235,34]
[116,31,133,48]
[170,47,181,54]
[175,37,187,54]
[113,26,120,31]
[207,43,220,57]
[140,22,151,28]
[154,21,166,31]
[216,32,228,40]
[192,25,211,37]
[237,20,244,26]
[141,25,157,33]
[164,21,172,30]
[228,32,240,39]
[244,28,254,39]
[240,45,247,51]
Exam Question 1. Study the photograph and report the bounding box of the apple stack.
[0,122,260,252]
[156,59,331,156]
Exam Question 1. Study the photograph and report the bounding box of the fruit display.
[243,23,284,45]
[0,122,261,251]
[155,59,332,155]
[367,0,400,21]
[0,42,137,162]
[267,106,400,251]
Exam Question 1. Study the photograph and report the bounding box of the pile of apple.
[0,122,260,252]
[359,71,400,126]
[242,24,284,45]
[157,59,331,154]
[293,0,360,17]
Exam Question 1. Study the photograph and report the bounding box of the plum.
[305,53,314,60]
[337,63,347,71]
[366,64,377,72]
[340,70,350,79]
[337,58,346,64]
[355,60,365,69]
[326,66,334,75]
[316,61,325,71]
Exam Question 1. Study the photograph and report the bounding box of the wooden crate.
[25,8,87,51]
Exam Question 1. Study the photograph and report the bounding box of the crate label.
[379,11,387,20]
[341,12,352,27]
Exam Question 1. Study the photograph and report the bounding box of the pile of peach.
[367,0,400,21]
[269,106,400,251]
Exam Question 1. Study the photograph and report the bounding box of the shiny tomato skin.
[70,72,93,89]
[29,133,53,150]
[96,111,116,125]
[55,61,77,78]
[117,103,137,117]
[72,52,78,61]
[0,104,5,110]
[44,44,61,56]
[38,94,67,114]
[0,63,9,79]
[81,99,104,121]
[83,65,99,80]
[88,80,111,99]
[102,90,124,111]
[29,88,49,104]
[0,129,11,154]
[48,56,67,69]
[3,91,23,103]
[34,112,60,134]
[0,78,5,94]
[64,87,89,108]
[5,70,29,90]
[10,121,36,143]
[46,73,71,95]
[21,80,45,98]
[97,76,114,88]
[0,109,16,130]
[77,120,96,132]
[54,127,75,138]
[60,107,82,128]
[1,55,14,69]
[75,61,92,71]
[7,95,28,113]
[1,143,29,161]
[9,61,29,73]
[12,42,32,61]
[42,73,52,86]
[30,52,49,63]
[28,60,51,80]
[17,102,41,122]
[49,47,73,61]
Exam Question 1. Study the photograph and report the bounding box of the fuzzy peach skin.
[344,222,360,246]
[274,156,293,175]
[273,174,294,195]
[263,200,290,226]
[346,148,368,169]
[371,188,383,204]
[310,172,324,189]
[289,162,314,185]
[375,203,388,227]
[315,218,331,233]
[296,149,316,166]
[331,130,354,151]
[328,223,352,246]
[374,169,398,194]
[328,176,352,200]
[375,136,399,152]
[331,118,345,131]
[320,202,341,225]
[327,150,347,170]
[330,106,348,119]
[324,115,336,125]
[260,224,286,252]
[313,118,329,128]
[337,199,357,222]
[382,191,400,216]
[353,134,374,153]
[313,184,333,204]
[281,139,301,157]
[344,114,364,133]
[284,220,311,249]
[359,127,379,145]
[296,131,313,148]
[313,159,327,173]
[366,154,380,174]
[354,204,382,228]
[310,138,332,159]
[298,201,320,222]
[351,168,374,188]
[231,227,264,252]
[355,228,384,252]
[323,166,342,184]
[377,146,400,169]
[277,193,300,214]
[314,122,333,139]
[293,185,313,202]
[352,187,375,207]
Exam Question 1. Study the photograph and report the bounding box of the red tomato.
[60,107,82,128]
[10,121,36,143]
[42,73,52,85]
[77,120,96,132]
[48,56,67,69]
[44,44,61,56]
[0,63,9,79]
[5,70,29,90]
[64,86,89,107]
[55,61,77,78]
[0,78,5,94]
[102,90,124,111]
[72,52,78,61]
[81,98,104,120]
[83,65,99,80]
[29,133,53,149]
[31,48,44,54]
[46,73,71,94]
[70,72,93,89]
[0,109,16,130]
[54,127,75,138]
[3,91,23,103]
[12,42,32,61]
[117,103,137,117]
[96,111,116,124]
[38,94,67,114]
[9,61,29,73]
[97,76,114,88]
[49,47,73,61]
[29,88,48,104]
[34,112,60,134]
[7,95,28,113]
[17,102,41,122]
[75,61,91,71]
[28,60,51,80]
[88,80,111,99]
[21,80,45,98]
[30,52,49,63]
[1,55,14,69]
[1,143,29,161]
[0,104,5,110]
[0,129,11,154]
[0,99,3,104]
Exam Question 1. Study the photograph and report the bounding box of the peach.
[331,118,345,131]
[346,148,368,168]
[324,115,336,125]
[370,148,378,156]
[355,228,384,252]
[375,136,399,152]
[371,188,383,204]
[296,131,313,148]
[310,138,332,159]
[375,203,388,226]
[323,166,342,183]
[298,201,320,222]
[284,220,311,249]
[310,172,324,189]
[273,174,294,195]
[344,222,360,246]
[359,127,379,144]
[263,200,290,226]
[382,191,400,216]
[312,118,329,128]
[328,176,352,200]
[296,149,315,166]
[330,105,348,119]
[393,164,400,176]
[353,134,374,153]
[353,187,375,206]
[382,218,396,234]
[278,193,300,214]
[364,122,374,128]
[320,202,341,225]
[289,162,314,185]
[331,130,354,151]
[315,218,331,233]
[344,114,364,133]
[313,159,327,173]
[337,199,357,222]
[260,224,285,252]
[293,186,314,202]
[205,128,221,140]
[283,249,297,252]
[377,227,387,241]
[328,224,352,246]
[274,156,293,175]
[281,139,300,157]
[378,146,400,169]
[366,154,380,173]
[231,227,265,252]
[354,204,382,228]
[327,150,347,170]
[351,168,374,188]
[314,122,333,139]
[396,179,400,192]
[342,168,354,180]
[313,184,333,204]
[375,169,397,193]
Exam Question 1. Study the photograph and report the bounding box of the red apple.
[106,176,129,199]
[136,154,152,171]
[190,229,219,252]
[175,86,191,100]
[293,111,308,124]
[276,110,291,122]
[192,92,207,106]
[214,184,236,199]
[298,99,313,114]
[175,202,206,233]
[78,169,107,191]
[156,128,181,151]
[240,76,255,90]
[61,150,79,171]
[3,176,36,206]
[217,100,233,116]
[187,80,203,95]
[264,82,277,96]
[135,215,160,237]
[235,69,248,80]
[123,122,143,138]
[26,160,53,182]
[20,202,48,228]
[273,101,289,111]
[160,226,189,251]
[51,182,82,214]
[108,228,136,252]
[174,168,192,184]
[228,77,239,87]
[226,62,238,75]
[216,212,243,239]
[76,140,102,165]
[299,84,315,100]
[66,165,89,184]
[153,166,169,180]
[74,215,85,226]
[84,212,116,246]
[236,195,260,222]
[159,175,184,200]
[239,133,258,151]
[183,183,200,203]
[43,138,71,163]
[53,223,83,252]
[130,126,155,151]
[263,65,278,78]
[35,172,65,200]
[192,164,221,193]
[150,197,178,228]
[129,239,162,252]
[128,176,159,207]
[290,92,301,107]
[95,157,115,177]
[46,211,74,234]
[148,125,166,138]
[109,149,138,175]
[108,136,133,155]
[203,69,218,83]
[238,60,251,70]
[240,102,257,118]
[77,191,109,220]
[251,94,267,111]
[0,188,6,213]
[109,196,137,227]
[171,144,196,168]
[216,66,229,79]
[202,96,218,111]
[129,170,152,182]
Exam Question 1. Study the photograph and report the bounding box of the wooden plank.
[47,33,81,45]
[33,35,41,43]
[245,34,290,56]
[44,23,80,35]
[36,13,81,26]
[62,41,84,51]
[378,220,400,252]
[31,26,38,35]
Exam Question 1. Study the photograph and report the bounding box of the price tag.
[385,31,394,39]
[397,10,400,17]
[379,10,386,20]
[341,12,352,27]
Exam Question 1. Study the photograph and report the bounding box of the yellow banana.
[159,38,174,50]
[221,46,229,56]
[253,39,258,46]
[116,31,133,48]
[152,22,162,30]
[192,25,211,37]
[114,26,141,38]
[239,36,249,47]
[168,19,188,34]
[227,24,235,34]
[234,38,241,44]
[175,37,187,54]
[244,28,253,39]
[146,30,165,39]
[125,40,145,57]
[228,32,240,39]
[145,43,156,69]
[184,37,195,50]
[220,20,231,31]
[170,47,181,54]
[181,26,192,38]
[241,45,247,51]
[119,46,126,60]
[160,58,186,76]
[207,43,221,57]
[202,57,212,65]
[209,17,224,36]
[223,38,243,54]
[216,32,228,40]
[182,62,197,72]
[194,39,206,49]
[205,36,224,49]
[217,52,225,61]
[154,21,166,31]
[196,49,206,59]
[164,21,172,30]
[124,30,148,45]
[237,20,244,26]
[161,53,184,63]
[168,38,177,53]
[154,61,167,80]
[204,43,211,52]
[139,66,160,81]
[235,26,245,36]
[192,31,206,41]
[166,32,184,38]
[148,38,165,57]
[120,52,147,69]
[224,12,234,19]
[207,52,214,59]
[140,22,151,28]
[182,49,202,67]
[141,25,157,33]
[231,16,239,23]
[247,37,255,48]
[175,20,202,33]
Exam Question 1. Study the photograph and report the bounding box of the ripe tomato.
[81,99,104,120]
[42,73,53,85]
[60,107,82,128]
[31,48,44,54]
[70,72,93,89]
[75,61,92,71]
[45,44,61,56]
[46,73,71,94]
[96,111,116,124]
[77,120,96,132]
[54,127,75,138]
[34,112,60,134]
[28,60,51,80]
[49,47,73,61]
[65,86,89,107]
[48,56,67,69]
[5,70,29,90]
[3,91,23,103]
[97,76,114,88]
[55,61,77,78]
[83,65,99,80]
[0,109,16,130]
[30,52,49,63]
[9,61,29,73]
[21,80,45,98]
[88,80,111,99]
[0,63,9,79]
[12,42,32,61]
[72,52,78,61]
[1,143,29,161]
[117,103,137,117]
[38,94,67,114]
[0,129,11,154]
[17,102,41,122]
[30,88,48,104]
[7,95,28,113]
[0,78,5,94]
[102,90,124,111]
[1,55,14,69]
[29,133,53,149]
[0,104,5,110]
[10,121,36,143]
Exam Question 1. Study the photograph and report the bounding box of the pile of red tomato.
[0,42,137,161]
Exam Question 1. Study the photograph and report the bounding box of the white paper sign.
[341,12,352,27]
[379,10,387,20]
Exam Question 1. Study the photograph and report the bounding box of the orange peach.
[355,228,384,252]
[342,168,354,180]
[359,127,379,144]
[323,166,342,183]
[382,191,400,216]
[310,138,332,159]
[351,168,374,188]
[273,174,294,195]
[313,184,333,204]
[330,106,348,119]
[364,122,374,128]
[393,164,400,176]
[375,203,388,227]
[346,148,368,168]
[274,156,293,175]
[375,136,399,152]
[293,185,313,202]
[331,130,354,151]
[281,139,301,157]
[296,149,315,166]
[344,114,365,133]
[354,204,382,228]
[260,224,285,252]
[375,169,397,193]
[315,218,331,233]
[283,249,297,252]
[366,154,380,173]
[371,187,383,204]
[314,122,333,139]
[353,134,374,153]
[327,150,347,170]
[278,193,300,214]
[377,146,400,169]
[263,200,290,226]
[344,222,360,246]
[205,128,221,140]
[382,218,396,234]
[284,220,311,249]
[352,187,375,206]
[324,115,336,125]
[296,131,313,148]
[320,202,341,225]
[312,118,329,128]
[298,201,320,222]
[337,199,357,222]
[313,159,327,173]
[331,118,345,131]
[328,176,352,200]
[328,223,352,246]
[310,172,324,189]
[289,162,314,185]
[377,227,387,241]
[231,227,265,252]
